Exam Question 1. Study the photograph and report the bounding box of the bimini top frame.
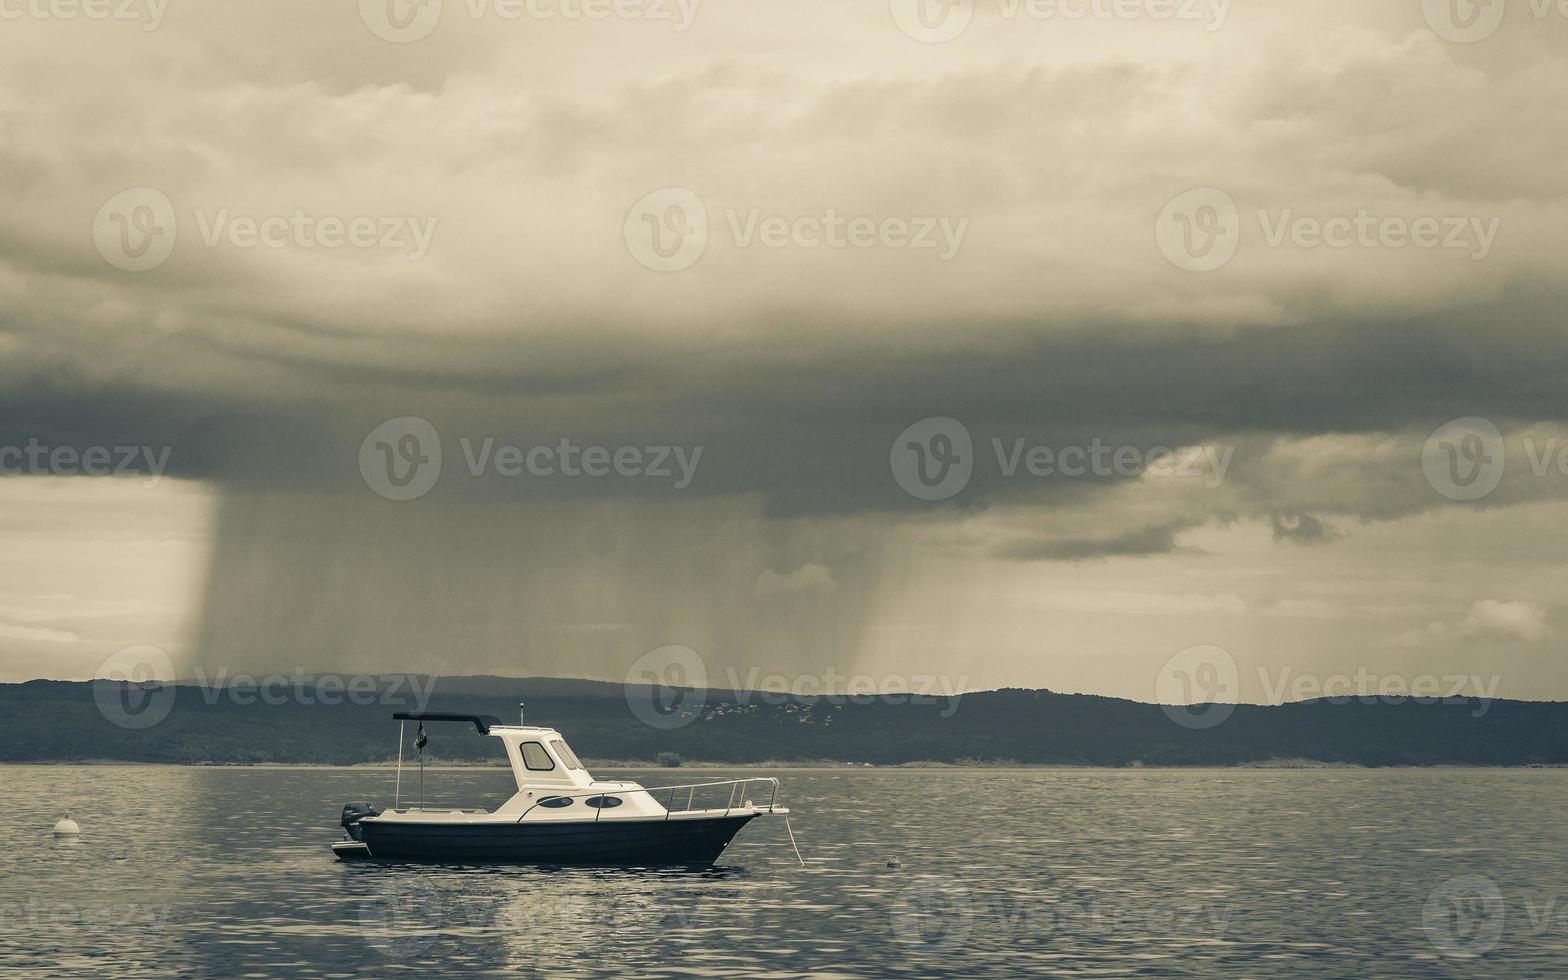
[387,709,590,808]
[390,711,505,809]
[392,711,504,734]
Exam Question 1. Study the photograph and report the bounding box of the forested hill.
[3,676,1566,767]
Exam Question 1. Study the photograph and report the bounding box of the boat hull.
[353,814,758,866]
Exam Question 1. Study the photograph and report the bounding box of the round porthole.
[538,796,573,809]
[584,796,623,809]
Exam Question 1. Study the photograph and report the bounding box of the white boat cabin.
[489,725,660,820]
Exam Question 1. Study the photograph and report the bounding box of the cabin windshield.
[551,739,584,770]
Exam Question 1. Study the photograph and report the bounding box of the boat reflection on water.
[351,861,773,966]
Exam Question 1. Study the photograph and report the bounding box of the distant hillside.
[3,677,1567,766]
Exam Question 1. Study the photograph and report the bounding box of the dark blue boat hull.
[353,814,758,866]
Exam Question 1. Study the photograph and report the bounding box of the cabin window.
[537,796,573,808]
[585,796,623,809]
[519,741,555,771]
[551,739,584,770]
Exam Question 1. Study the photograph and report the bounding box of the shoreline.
[3,759,1566,770]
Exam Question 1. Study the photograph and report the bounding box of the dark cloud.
[992,522,1199,562]
[7,290,1568,516]
[1269,512,1335,545]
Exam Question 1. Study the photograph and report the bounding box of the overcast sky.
[2,1,1567,702]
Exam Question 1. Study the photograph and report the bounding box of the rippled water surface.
[5,766,1568,977]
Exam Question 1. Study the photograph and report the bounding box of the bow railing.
[517,777,780,822]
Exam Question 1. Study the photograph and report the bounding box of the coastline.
[4,758,1565,770]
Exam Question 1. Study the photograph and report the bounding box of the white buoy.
[53,812,80,836]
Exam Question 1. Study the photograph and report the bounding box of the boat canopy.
[388,711,595,793]
[391,711,504,734]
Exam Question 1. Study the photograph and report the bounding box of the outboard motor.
[340,802,382,840]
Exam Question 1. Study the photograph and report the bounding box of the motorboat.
[332,711,790,866]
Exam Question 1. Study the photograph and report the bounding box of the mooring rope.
[783,813,805,867]
[394,720,405,808]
